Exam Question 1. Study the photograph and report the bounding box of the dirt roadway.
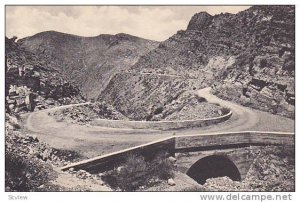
[22,88,294,159]
[192,88,294,133]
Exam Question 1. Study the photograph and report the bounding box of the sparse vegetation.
[49,102,130,124]
[50,92,226,123]
[5,149,55,192]
[5,113,85,191]
[102,153,175,191]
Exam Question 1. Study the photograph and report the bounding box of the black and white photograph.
[3,2,296,198]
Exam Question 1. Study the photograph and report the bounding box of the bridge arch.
[186,155,241,185]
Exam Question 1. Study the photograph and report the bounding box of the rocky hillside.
[18,31,159,99]
[5,37,83,113]
[6,38,89,191]
[99,5,295,119]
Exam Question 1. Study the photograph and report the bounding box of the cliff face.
[99,5,295,119]
[209,6,295,118]
[18,32,159,99]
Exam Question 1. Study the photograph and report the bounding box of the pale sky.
[6,6,250,41]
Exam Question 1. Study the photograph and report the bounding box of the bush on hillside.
[102,153,175,191]
[5,150,54,191]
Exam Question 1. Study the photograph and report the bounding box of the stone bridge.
[61,131,294,185]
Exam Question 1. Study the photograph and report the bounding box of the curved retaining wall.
[91,111,232,130]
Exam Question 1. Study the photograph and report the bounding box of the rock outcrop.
[187,12,213,30]
[5,37,83,113]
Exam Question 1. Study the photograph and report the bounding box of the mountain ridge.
[18,31,159,99]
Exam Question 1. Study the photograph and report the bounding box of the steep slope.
[18,32,159,99]
[5,37,82,113]
[99,5,294,120]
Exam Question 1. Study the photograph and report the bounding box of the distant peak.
[34,30,67,36]
[94,33,140,42]
[116,33,131,37]
[115,33,139,40]
[21,30,80,41]
[195,11,211,16]
[187,12,213,30]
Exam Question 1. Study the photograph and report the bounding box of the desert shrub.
[274,145,295,165]
[220,107,231,115]
[260,58,268,68]
[102,153,175,191]
[5,150,54,191]
[181,186,206,192]
[149,152,174,180]
[196,96,207,103]
[210,85,219,95]
[51,148,83,162]
[283,59,295,72]
[153,107,164,115]
[239,95,252,107]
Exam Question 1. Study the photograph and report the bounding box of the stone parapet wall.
[61,131,294,173]
[91,111,232,130]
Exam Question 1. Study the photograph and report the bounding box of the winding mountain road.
[22,87,294,159]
